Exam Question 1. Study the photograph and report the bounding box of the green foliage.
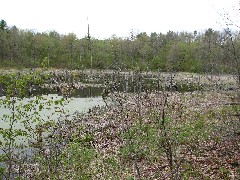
[174,119,210,144]
[41,57,50,69]
[119,120,162,164]
[219,167,230,179]
[0,72,65,179]
[0,22,238,73]
[118,109,214,178]
[60,143,96,178]
[150,55,167,70]
[0,19,7,30]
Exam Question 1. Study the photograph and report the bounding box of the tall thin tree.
[87,17,93,79]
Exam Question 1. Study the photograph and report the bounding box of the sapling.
[0,72,64,179]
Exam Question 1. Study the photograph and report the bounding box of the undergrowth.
[0,71,240,179]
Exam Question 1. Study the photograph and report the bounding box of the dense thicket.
[0,19,239,73]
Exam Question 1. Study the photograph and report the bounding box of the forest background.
[0,19,238,73]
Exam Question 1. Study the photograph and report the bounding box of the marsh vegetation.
[0,69,240,179]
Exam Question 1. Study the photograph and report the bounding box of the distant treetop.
[0,19,7,30]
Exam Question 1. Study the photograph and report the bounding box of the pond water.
[0,72,202,145]
[0,95,105,126]
[0,73,201,130]
[0,85,106,146]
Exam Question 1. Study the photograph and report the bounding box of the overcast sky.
[1,0,240,39]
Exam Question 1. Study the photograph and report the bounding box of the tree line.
[0,19,239,73]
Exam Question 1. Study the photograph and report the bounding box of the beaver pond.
[0,70,239,179]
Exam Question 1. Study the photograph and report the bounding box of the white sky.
[1,0,240,39]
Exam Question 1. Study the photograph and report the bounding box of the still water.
[0,86,105,129]
[0,95,105,127]
[0,86,106,147]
